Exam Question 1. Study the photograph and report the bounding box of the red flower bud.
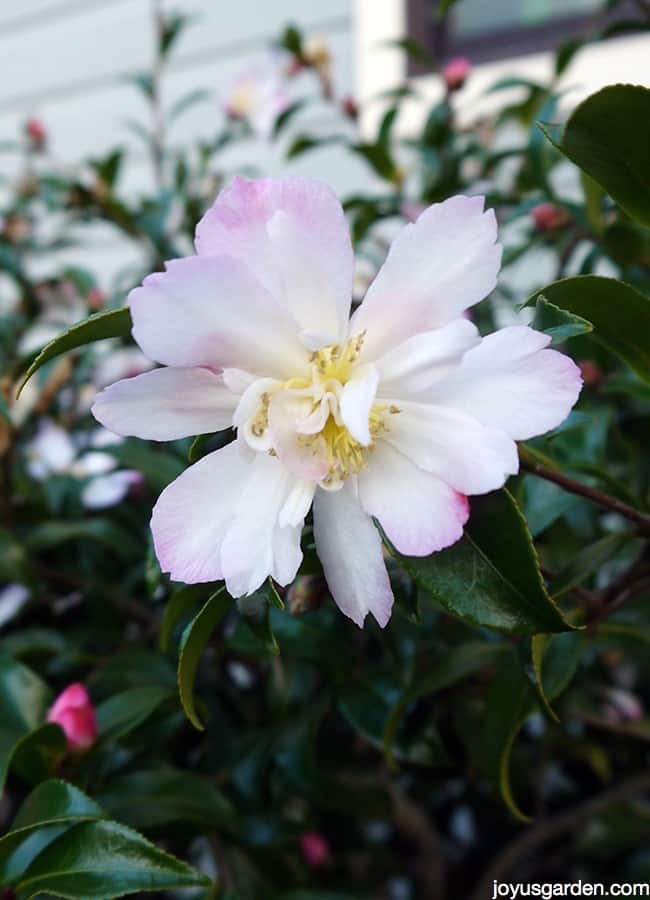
[442,57,471,92]
[86,287,105,310]
[300,832,330,869]
[25,117,47,148]
[341,95,359,121]
[577,360,602,387]
[47,683,97,753]
[532,202,570,233]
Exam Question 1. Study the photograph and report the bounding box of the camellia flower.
[92,177,582,627]
[47,683,98,752]
[532,201,570,233]
[223,63,290,138]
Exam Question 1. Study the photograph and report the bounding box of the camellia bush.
[1,3,650,898]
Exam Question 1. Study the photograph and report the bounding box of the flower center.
[241,333,398,487]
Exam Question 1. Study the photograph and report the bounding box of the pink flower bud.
[578,360,602,387]
[47,683,97,753]
[300,832,330,869]
[86,287,105,310]
[341,95,359,121]
[442,57,471,92]
[25,117,47,148]
[532,202,570,233]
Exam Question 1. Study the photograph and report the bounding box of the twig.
[385,779,446,899]
[471,771,650,900]
[520,456,650,536]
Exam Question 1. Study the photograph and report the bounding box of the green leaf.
[0,656,52,791]
[15,819,210,898]
[25,519,137,557]
[96,686,174,741]
[104,439,184,492]
[526,275,650,383]
[9,724,67,789]
[160,584,215,652]
[540,84,650,227]
[0,780,104,886]
[437,0,462,15]
[482,637,583,821]
[97,768,237,832]
[532,295,593,344]
[398,490,573,635]
[17,308,132,397]
[177,589,231,730]
[237,590,280,656]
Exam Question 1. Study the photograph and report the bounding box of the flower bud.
[300,832,330,869]
[341,95,359,121]
[86,287,105,310]
[532,202,570,233]
[577,359,602,387]
[25,117,47,149]
[442,57,471,92]
[47,683,97,753]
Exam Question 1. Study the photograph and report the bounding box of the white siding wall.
[0,0,368,283]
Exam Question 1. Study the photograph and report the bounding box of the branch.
[520,456,650,536]
[471,771,650,900]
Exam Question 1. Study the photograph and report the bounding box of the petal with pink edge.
[220,453,310,596]
[358,442,469,556]
[92,367,237,440]
[313,481,394,628]
[129,255,309,378]
[429,326,583,440]
[151,441,253,584]
[195,176,354,348]
[339,363,379,446]
[351,195,501,360]
[381,400,519,495]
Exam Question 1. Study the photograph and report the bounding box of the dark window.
[406,0,636,74]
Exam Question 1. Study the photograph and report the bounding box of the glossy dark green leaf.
[160,584,215,652]
[17,308,132,396]
[0,780,104,886]
[0,656,52,790]
[96,686,174,741]
[533,295,593,345]
[541,84,650,227]
[237,590,280,656]
[482,635,583,821]
[399,490,572,635]
[527,275,650,382]
[15,819,210,898]
[97,768,237,832]
[103,439,184,493]
[25,519,136,557]
[9,724,67,790]
[177,589,231,730]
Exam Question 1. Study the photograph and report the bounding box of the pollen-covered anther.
[250,392,270,437]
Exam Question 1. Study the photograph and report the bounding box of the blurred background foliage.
[1,1,650,897]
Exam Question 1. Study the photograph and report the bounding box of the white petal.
[358,443,469,556]
[129,255,309,378]
[374,319,480,396]
[279,479,316,527]
[195,176,354,348]
[267,391,329,481]
[92,367,238,441]
[339,363,379,446]
[0,584,30,628]
[313,481,394,628]
[152,441,253,584]
[429,326,583,440]
[381,400,519,495]
[351,195,501,360]
[221,452,305,596]
[27,420,76,476]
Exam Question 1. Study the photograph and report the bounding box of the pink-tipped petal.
[429,326,583,440]
[352,195,501,360]
[313,481,394,629]
[92,367,237,441]
[195,177,353,348]
[381,400,519,495]
[358,442,469,555]
[129,255,309,379]
[151,441,254,584]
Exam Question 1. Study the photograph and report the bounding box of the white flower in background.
[223,62,290,138]
[92,177,582,628]
[0,584,30,628]
[26,419,140,509]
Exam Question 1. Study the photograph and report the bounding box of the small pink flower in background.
[341,95,359,121]
[86,287,105,310]
[442,57,471,92]
[47,683,97,752]
[92,176,582,628]
[532,202,570,233]
[602,687,643,724]
[25,116,47,149]
[223,63,290,138]
[300,832,330,869]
